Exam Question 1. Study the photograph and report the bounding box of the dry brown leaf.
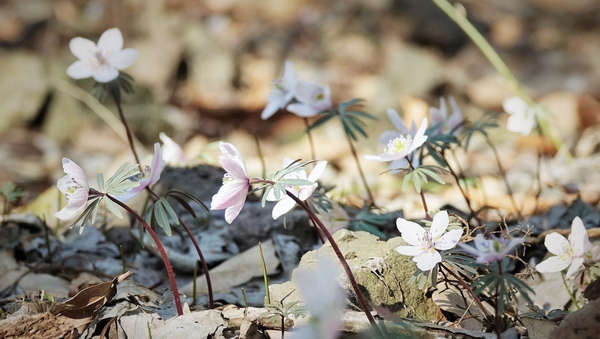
[550,297,600,338]
[521,316,558,339]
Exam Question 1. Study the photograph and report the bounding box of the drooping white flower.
[430,96,463,135]
[502,96,536,136]
[459,233,524,263]
[66,28,138,83]
[365,112,428,167]
[55,158,90,220]
[114,143,165,202]
[267,158,327,219]
[290,256,346,339]
[395,211,462,271]
[261,60,298,120]
[210,142,251,223]
[536,217,594,278]
[159,132,186,165]
[286,80,332,117]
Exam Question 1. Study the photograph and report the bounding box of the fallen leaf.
[521,316,558,339]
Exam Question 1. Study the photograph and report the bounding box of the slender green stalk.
[494,262,502,339]
[259,242,271,305]
[110,91,142,170]
[561,272,580,310]
[342,126,376,207]
[106,194,183,315]
[408,162,429,219]
[430,0,568,158]
[482,135,521,219]
[304,117,316,161]
[241,287,249,308]
[443,149,481,225]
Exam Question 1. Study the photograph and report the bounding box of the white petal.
[272,197,297,219]
[66,61,94,80]
[69,37,95,60]
[569,217,588,257]
[396,218,425,246]
[287,103,318,117]
[261,99,282,120]
[414,250,441,271]
[502,97,528,115]
[436,229,462,250]
[408,117,428,152]
[98,27,124,52]
[109,48,138,69]
[544,233,569,256]
[535,255,571,274]
[224,200,245,224]
[364,154,384,162]
[379,131,400,145]
[307,161,327,182]
[429,210,449,238]
[148,143,165,186]
[395,245,423,256]
[566,257,584,278]
[93,66,119,83]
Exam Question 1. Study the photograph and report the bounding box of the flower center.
[64,178,84,202]
[385,135,412,154]
[91,49,110,69]
[222,173,234,184]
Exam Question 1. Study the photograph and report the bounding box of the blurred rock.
[530,0,600,13]
[0,50,48,134]
[465,74,513,109]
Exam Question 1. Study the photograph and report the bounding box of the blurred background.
[2,0,600,209]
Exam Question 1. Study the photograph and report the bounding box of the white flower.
[210,142,251,224]
[267,158,327,219]
[159,132,186,165]
[502,96,536,136]
[114,143,165,202]
[55,158,90,220]
[536,217,594,278]
[286,80,332,117]
[365,112,428,166]
[430,96,463,135]
[66,27,138,83]
[261,60,297,119]
[290,256,345,339]
[459,234,524,263]
[395,211,462,271]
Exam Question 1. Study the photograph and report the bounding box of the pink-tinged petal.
[159,132,186,165]
[379,131,400,145]
[55,205,80,220]
[414,250,441,271]
[69,37,95,60]
[535,255,571,274]
[569,217,588,257]
[307,161,327,182]
[387,108,409,134]
[297,183,317,201]
[566,257,584,278]
[396,218,425,246]
[62,158,88,187]
[395,245,424,256]
[66,60,94,79]
[93,66,119,83]
[66,188,89,210]
[272,197,297,219]
[148,143,165,186]
[224,200,245,224]
[501,237,524,256]
[448,96,463,133]
[109,48,138,69]
[293,80,321,103]
[408,117,428,153]
[211,181,248,210]
[97,28,124,52]
[544,233,569,256]
[429,210,449,238]
[436,228,462,250]
[287,103,318,117]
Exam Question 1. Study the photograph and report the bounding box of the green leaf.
[160,198,179,226]
[97,173,105,192]
[419,168,446,185]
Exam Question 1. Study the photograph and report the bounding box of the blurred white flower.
[267,158,327,219]
[286,80,332,117]
[365,112,427,167]
[290,256,345,339]
[459,234,524,263]
[536,217,594,278]
[430,96,463,135]
[55,158,90,220]
[159,132,186,165]
[395,211,462,271]
[502,96,536,136]
[66,27,138,83]
[262,60,297,119]
[210,142,250,223]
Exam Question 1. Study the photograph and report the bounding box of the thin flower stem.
[342,124,376,208]
[148,188,214,309]
[259,242,271,305]
[442,149,481,225]
[494,262,502,339]
[106,194,183,316]
[408,161,429,219]
[561,272,581,310]
[441,262,491,318]
[284,192,382,334]
[430,0,569,159]
[110,91,142,171]
[483,135,521,219]
[304,117,316,161]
